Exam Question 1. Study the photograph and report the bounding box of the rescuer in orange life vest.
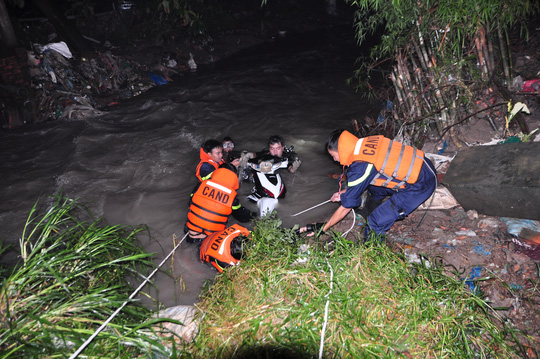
[301,129,437,239]
[199,224,251,272]
[195,139,225,182]
[186,164,256,243]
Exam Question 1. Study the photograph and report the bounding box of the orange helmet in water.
[199,224,251,272]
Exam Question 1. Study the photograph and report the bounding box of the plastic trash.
[473,241,491,256]
[148,73,168,85]
[405,252,431,267]
[509,283,523,291]
[499,136,522,144]
[188,53,197,71]
[437,140,448,155]
[455,230,477,236]
[500,218,540,237]
[464,266,482,293]
[41,41,73,59]
[424,153,455,171]
[156,305,200,341]
[418,186,459,210]
[522,78,540,92]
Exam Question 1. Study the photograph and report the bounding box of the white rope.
[341,208,356,238]
[69,233,188,359]
[318,209,356,357]
[292,199,332,217]
[318,258,334,359]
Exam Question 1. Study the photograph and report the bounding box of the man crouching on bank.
[303,130,437,239]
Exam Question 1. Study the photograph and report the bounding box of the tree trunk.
[32,0,91,55]
[486,29,495,74]
[497,23,511,88]
[0,0,18,49]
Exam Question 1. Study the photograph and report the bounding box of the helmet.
[200,225,250,272]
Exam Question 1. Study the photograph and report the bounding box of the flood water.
[0,26,372,307]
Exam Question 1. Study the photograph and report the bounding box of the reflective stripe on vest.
[195,160,219,182]
[200,172,212,181]
[207,180,232,194]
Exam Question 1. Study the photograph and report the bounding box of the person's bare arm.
[322,205,351,232]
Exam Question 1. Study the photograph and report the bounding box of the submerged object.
[156,305,200,342]
[443,142,540,220]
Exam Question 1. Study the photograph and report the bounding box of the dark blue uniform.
[342,158,437,235]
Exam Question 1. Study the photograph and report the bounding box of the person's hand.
[331,191,343,202]
[231,158,240,167]
[297,223,325,236]
[289,158,301,173]
[297,226,314,237]
[239,151,255,167]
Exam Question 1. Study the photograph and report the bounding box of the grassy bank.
[0,199,532,358]
[184,215,529,358]
[0,196,179,358]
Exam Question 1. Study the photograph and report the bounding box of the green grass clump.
[0,195,179,358]
[186,215,527,358]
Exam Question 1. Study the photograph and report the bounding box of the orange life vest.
[337,131,424,189]
[187,168,239,235]
[195,147,224,182]
[199,224,250,272]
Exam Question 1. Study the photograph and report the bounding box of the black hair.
[267,135,284,147]
[202,139,222,153]
[222,136,234,143]
[326,130,343,151]
[230,235,249,260]
[219,162,237,174]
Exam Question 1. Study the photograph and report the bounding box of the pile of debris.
[0,40,185,128]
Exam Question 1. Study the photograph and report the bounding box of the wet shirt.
[199,162,218,181]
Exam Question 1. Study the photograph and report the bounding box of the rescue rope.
[292,199,332,217]
[319,209,354,358]
[341,208,356,238]
[318,258,334,359]
[69,233,188,359]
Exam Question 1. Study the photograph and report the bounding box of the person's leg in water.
[184,224,208,243]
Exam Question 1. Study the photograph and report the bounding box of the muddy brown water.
[0,26,372,307]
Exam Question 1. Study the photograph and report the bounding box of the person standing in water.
[195,139,225,182]
[186,165,255,243]
[254,135,301,174]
